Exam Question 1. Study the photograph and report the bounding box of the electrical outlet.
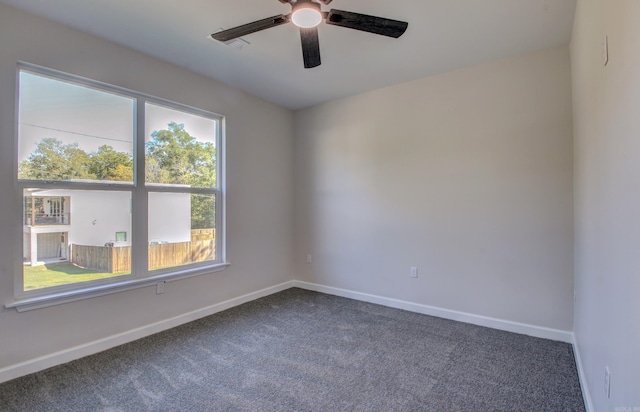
[410,266,418,278]
[604,366,611,398]
[156,281,165,295]
[306,254,312,264]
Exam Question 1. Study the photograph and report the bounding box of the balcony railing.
[24,213,70,226]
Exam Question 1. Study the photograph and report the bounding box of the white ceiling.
[0,0,577,110]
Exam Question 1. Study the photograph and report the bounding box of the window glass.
[147,193,216,271]
[18,72,135,183]
[146,103,218,271]
[23,188,132,291]
[145,103,217,189]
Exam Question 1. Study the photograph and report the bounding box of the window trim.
[9,62,227,310]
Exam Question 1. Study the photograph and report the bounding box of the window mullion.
[132,99,148,277]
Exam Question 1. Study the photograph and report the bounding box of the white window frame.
[8,63,227,312]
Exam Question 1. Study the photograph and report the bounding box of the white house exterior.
[23,188,191,266]
[148,192,192,244]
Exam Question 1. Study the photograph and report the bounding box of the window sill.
[6,262,230,312]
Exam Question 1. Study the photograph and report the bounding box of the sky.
[18,71,217,164]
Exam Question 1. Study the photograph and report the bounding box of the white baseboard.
[572,335,594,412]
[0,280,295,384]
[292,281,574,343]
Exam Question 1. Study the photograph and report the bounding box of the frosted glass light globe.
[292,8,322,28]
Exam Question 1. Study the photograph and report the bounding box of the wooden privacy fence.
[191,229,215,241]
[72,244,131,273]
[148,240,215,270]
[72,240,215,273]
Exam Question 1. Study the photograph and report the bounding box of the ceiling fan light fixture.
[210,0,409,69]
[291,2,323,28]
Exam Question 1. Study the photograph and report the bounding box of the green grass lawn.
[23,262,129,291]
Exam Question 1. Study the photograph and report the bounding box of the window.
[15,64,225,303]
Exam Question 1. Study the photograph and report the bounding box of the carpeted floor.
[0,288,585,411]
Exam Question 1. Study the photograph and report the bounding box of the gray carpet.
[0,288,585,411]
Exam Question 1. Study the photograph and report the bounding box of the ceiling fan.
[210,0,408,69]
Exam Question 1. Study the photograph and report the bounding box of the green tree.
[146,122,216,188]
[19,138,93,180]
[146,122,216,229]
[88,145,133,182]
[110,164,134,182]
[145,157,171,184]
[190,194,215,230]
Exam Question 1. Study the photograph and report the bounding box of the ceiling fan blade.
[300,27,321,69]
[316,0,333,4]
[211,15,289,42]
[326,9,408,38]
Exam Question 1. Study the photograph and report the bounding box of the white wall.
[0,4,294,372]
[68,191,132,247]
[571,0,640,409]
[148,192,191,244]
[294,47,574,332]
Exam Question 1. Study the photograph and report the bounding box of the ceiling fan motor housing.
[291,0,323,28]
